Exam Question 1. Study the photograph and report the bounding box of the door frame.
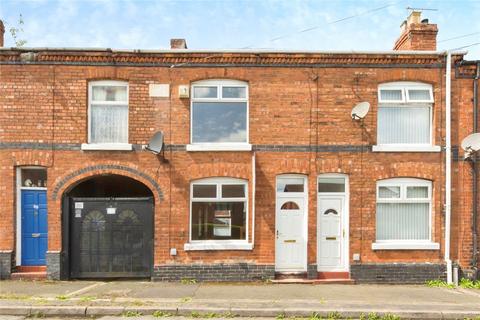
[275,174,308,272]
[317,173,349,272]
[15,166,48,266]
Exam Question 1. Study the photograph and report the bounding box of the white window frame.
[184,177,252,251]
[187,79,251,152]
[373,82,439,153]
[372,178,439,250]
[81,80,132,151]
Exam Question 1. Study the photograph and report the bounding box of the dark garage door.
[70,197,153,278]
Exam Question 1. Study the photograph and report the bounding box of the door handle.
[326,236,337,240]
[276,230,279,239]
[32,233,40,238]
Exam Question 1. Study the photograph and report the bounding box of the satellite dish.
[145,131,164,154]
[351,102,370,120]
[461,133,480,157]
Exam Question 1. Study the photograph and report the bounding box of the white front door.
[275,197,306,271]
[318,196,345,271]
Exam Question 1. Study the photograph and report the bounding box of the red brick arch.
[52,164,163,203]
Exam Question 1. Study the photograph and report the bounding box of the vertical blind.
[377,106,430,144]
[376,179,431,242]
[376,203,429,240]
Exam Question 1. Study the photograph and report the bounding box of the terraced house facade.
[0,12,479,283]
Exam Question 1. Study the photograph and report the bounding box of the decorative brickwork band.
[51,164,163,200]
[153,264,275,282]
[350,263,446,284]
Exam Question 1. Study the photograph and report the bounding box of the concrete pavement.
[1,280,480,318]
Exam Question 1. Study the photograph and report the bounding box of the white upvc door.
[275,196,306,272]
[317,195,347,271]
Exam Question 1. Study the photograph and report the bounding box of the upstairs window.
[377,82,433,146]
[88,81,129,144]
[376,178,432,242]
[191,80,248,145]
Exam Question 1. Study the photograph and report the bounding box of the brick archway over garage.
[51,164,163,202]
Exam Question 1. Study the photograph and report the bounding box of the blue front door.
[21,190,48,266]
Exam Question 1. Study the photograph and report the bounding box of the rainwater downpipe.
[251,152,256,248]
[472,62,480,272]
[445,51,453,284]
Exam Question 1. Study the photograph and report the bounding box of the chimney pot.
[170,39,187,49]
[0,20,5,47]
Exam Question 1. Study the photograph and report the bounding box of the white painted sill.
[372,145,441,153]
[184,242,253,251]
[186,143,252,152]
[81,143,133,151]
[372,242,440,250]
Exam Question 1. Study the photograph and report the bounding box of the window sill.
[186,143,252,152]
[184,242,253,251]
[372,242,440,250]
[81,143,133,151]
[372,145,441,153]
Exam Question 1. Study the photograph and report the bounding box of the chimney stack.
[393,11,438,51]
[0,20,5,47]
[170,38,187,49]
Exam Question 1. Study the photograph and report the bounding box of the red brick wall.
[0,61,477,270]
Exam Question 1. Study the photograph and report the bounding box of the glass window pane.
[281,201,300,210]
[380,89,403,101]
[378,186,400,198]
[222,185,245,198]
[376,203,429,240]
[90,105,128,143]
[408,89,431,101]
[277,178,304,193]
[377,106,430,144]
[191,202,246,240]
[222,87,246,99]
[192,185,216,198]
[193,86,217,98]
[21,168,47,187]
[92,86,127,102]
[407,186,429,198]
[192,102,247,143]
[318,177,345,192]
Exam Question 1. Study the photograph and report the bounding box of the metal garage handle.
[32,233,40,238]
[326,236,337,240]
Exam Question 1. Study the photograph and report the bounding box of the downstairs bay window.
[184,178,252,250]
[372,178,439,250]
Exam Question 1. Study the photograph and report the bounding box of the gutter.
[445,51,453,284]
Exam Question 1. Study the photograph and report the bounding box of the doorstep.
[272,271,354,284]
[10,266,47,280]
[271,278,355,284]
